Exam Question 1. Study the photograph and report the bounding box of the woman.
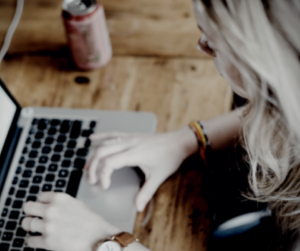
[21,0,300,250]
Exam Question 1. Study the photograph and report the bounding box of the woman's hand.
[22,192,120,251]
[85,126,198,212]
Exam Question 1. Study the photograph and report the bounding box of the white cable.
[0,0,24,65]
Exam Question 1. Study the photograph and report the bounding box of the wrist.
[90,217,122,251]
[174,126,199,157]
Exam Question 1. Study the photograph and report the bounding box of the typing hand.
[85,126,198,212]
[22,192,120,251]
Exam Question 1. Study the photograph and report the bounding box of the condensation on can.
[62,0,112,70]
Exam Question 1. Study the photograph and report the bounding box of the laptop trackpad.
[76,168,140,222]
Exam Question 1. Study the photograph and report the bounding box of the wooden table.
[0,0,232,250]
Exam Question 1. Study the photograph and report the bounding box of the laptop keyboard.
[0,118,96,251]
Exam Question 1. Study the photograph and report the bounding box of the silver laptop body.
[0,79,157,251]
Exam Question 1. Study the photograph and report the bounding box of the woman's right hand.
[84,126,198,212]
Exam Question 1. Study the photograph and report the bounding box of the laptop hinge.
[0,127,23,195]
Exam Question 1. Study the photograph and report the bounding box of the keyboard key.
[48,127,57,135]
[76,148,88,157]
[12,177,18,185]
[36,166,45,173]
[54,189,63,192]
[15,166,22,174]
[90,121,96,128]
[48,164,58,172]
[6,221,17,230]
[42,184,52,192]
[29,186,39,194]
[24,248,35,251]
[66,170,83,197]
[50,119,61,126]
[16,190,26,198]
[59,170,69,178]
[35,132,44,139]
[54,145,63,152]
[5,198,11,206]
[19,180,29,188]
[22,147,28,154]
[32,118,38,125]
[39,156,48,164]
[38,119,48,130]
[45,174,55,182]
[9,187,15,195]
[2,208,8,217]
[45,137,54,145]
[26,196,37,202]
[12,238,24,247]
[0,219,5,228]
[70,120,82,139]
[0,243,9,251]
[60,120,71,133]
[81,129,93,137]
[22,170,32,178]
[28,127,35,135]
[29,231,42,236]
[57,135,66,143]
[56,180,66,188]
[29,151,38,158]
[12,201,23,209]
[9,211,20,220]
[67,140,77,148]
[2,231,13,241]
[25,161,35,168]
[42,146,51,154]
[25,137,31,144]
[32,141,41,148]
[51,154,60,162]
[74,158,86,169]
[84,138,91,148]
[19,157,25,164]
[19,216,25,225]
[33,176,43,184]
[61,160,71,168]
[16,227,27,237]
[64,150,74,158]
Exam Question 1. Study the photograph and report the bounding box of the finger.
[84,152,96,170]
[135,176,164,212]
[24,201,48,218]
[38,192,57,203]
[26,236,47,250]
[22,217,44,233]
[90,132,128,141]
[88,143,132,184]
[100,151,137,189]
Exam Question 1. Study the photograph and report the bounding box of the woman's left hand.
[22,192,120,251]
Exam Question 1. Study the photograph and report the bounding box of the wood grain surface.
[0,0,206,57]
[0,0,232,250]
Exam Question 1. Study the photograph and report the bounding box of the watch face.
[98,241,122,251]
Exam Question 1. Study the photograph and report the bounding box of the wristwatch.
[94,232,138,251]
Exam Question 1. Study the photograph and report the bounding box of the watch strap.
[113,232,137,247]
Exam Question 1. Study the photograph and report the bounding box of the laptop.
[0,78,157,251]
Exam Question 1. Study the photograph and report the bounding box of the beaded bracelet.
[189,121,211,165]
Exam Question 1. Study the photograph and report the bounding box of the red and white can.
[62,0,112,70]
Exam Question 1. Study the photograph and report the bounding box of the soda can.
[62,0,112,70]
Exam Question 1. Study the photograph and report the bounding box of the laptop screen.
[0,86,17,155]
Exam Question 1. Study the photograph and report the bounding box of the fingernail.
[137,203,144,212]
[197,43,201,51]
[102,180,110,190]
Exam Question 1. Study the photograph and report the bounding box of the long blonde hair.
[194,0,300,234]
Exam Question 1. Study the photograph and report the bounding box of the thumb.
[135,176,163,212]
